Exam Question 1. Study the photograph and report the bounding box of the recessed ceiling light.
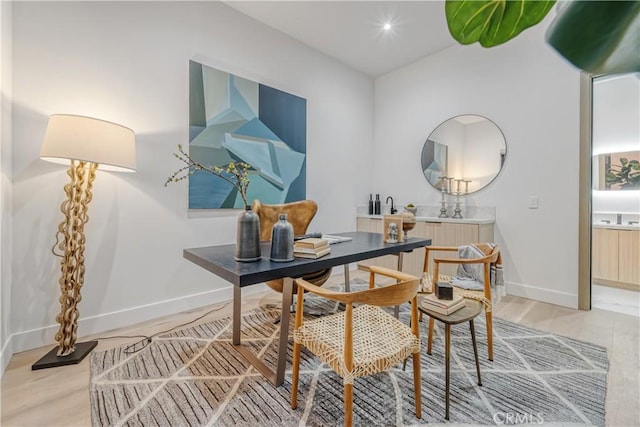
[383,23,392,31]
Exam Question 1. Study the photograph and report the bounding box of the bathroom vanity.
[592,224,640,289]
[356,207,495,277]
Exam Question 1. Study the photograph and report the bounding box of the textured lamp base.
[31,340,98,370]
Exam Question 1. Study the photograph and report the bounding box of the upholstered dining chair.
[422,244,501,361]
[252,199,333,294]
[291,266,422,426]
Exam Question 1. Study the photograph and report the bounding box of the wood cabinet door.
[423,222,446,245]
[618,230,639,285]
[592,228,619,282]
[356,218,397,270]
[401,222,427,277]
[422,222,482,276]
[356,217,382,233]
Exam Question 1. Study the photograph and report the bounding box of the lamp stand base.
[31,340,98,370]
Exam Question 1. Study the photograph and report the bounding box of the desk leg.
[275,277,294,386]
[232,277,293,387]
[232,286,241,345]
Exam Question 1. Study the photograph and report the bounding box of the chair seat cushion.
[294,305,420,384]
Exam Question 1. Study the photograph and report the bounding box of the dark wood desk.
[184,231,431,386]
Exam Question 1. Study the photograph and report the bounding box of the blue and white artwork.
[421,139,448,186]
[188,60,307,208]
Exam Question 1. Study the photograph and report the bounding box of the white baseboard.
[9,283,268,355]
[506,281,578,309]
[0,334,12,377]
[2,267,357,363]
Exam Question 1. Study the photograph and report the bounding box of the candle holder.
[445,177,455,194]
[439,187,449,218]
[452,192,463,219]
[455,178,463,194]
[463,179,472,194]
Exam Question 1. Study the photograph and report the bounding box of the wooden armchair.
[291,266,422,426]
[423,244,501,361]
[252,199,332,293]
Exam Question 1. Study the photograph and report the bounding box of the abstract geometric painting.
[188,60,307,208]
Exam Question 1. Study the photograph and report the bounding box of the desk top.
[184,231,431,287]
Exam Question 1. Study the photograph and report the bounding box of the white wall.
[1,0,13,374]
[10,1,373,354]
[373,15,582,307]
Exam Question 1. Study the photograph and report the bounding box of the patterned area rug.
[90,282,609,426]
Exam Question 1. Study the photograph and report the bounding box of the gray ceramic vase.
[270,214,294,262]
[234,206,261,262]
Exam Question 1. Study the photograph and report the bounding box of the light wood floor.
[2,270,639,426]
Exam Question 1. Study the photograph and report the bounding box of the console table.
[184,231,431,386]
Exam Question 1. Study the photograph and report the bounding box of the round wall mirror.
[421,114,507,194]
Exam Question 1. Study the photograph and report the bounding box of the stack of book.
[294,237,331,259]
[421,293,465,315]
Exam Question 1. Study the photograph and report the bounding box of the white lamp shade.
[40,114,136,172]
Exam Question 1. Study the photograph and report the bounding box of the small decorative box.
[435,282,454,300]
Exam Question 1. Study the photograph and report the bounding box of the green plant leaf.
[546,1,640,75]
[445,0,556,47]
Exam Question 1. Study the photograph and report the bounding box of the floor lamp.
[32,114,136,370]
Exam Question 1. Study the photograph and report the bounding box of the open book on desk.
[321,234,353,245]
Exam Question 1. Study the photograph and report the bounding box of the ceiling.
[225,1,456,77]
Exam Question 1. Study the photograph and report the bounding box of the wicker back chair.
[422,244,501,361]
[291,266,422,426]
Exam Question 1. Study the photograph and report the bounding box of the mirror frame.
[421,114,507,194]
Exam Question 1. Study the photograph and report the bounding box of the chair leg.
[485,309,494,361]
[412,352,422,419]
[427,317,435,355]
[444,324,451,421]
[469,320,482,386]
[345,383,353,427]
[291,341,301,409]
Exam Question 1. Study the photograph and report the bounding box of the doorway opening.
[580,73,640,317]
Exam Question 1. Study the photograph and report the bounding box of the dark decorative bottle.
[374,194,381,215]
[235,205,262,262]
[368,194,374,215]
[270,214,294,262]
